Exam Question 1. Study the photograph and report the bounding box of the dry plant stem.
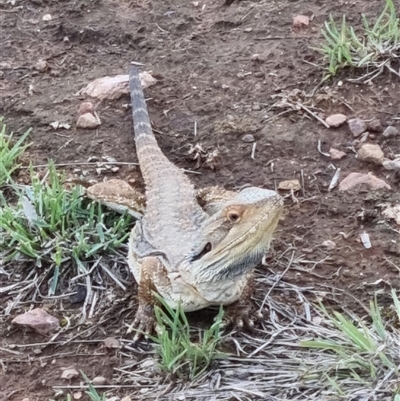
[296,102,330,128]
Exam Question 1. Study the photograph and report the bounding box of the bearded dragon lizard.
[87,67,283,337]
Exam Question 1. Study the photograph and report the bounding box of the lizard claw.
[220,302,259,331]
[127,302,156,342]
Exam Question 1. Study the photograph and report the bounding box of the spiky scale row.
[128,67,208,265]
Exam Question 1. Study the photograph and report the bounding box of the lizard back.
[129,67,208,260]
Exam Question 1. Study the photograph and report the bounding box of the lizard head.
[183,187,284,285]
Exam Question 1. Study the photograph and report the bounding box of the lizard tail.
[129,66,155,143]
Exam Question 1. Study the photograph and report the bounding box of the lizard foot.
[127,302,157,342]
[220,301,262,331]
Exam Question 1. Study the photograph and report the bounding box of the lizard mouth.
[192,197,283,283]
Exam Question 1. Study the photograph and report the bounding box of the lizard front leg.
[127,256,161,340]
[222,273,261,330]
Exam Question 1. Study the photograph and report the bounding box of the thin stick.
[22,162,201,175]
[251,142,257,160]
[21,162,139,169]
[296,102,330,128]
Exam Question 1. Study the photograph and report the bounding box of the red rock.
[329,148,346,160]
[12,308,59,336]
[78,72,156,100]
[76,112,100,129]
[339,172,391,192]
[78,102,94,115]
[293,15,310,28]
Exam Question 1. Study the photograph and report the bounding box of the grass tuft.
[0,161,134,297]
[146,294,225,380]
[317,0,400,81]
[0,117,31,187]
[301,290,400,396]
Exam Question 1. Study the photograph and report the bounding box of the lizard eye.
[191,242,212,262]
[228,211,240,222]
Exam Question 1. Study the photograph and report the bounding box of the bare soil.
[1,0,399,400]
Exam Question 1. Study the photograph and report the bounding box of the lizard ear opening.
[191,242,212,262]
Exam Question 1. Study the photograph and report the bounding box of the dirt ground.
[1,0,400,400]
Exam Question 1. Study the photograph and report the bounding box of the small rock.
[34,59,47,72]
[244,27,253,32]
[254,71,265,78]
[78,72,156,100]
[322,240,336,250]
[121,397,133,401]
[278,179,301,191]
[76,113,100,129]
[73,392,83,400]
[382,204,400,225]
[49,121,71,130]
[251,54,264,62]
[339,172,391,192]
[329,148,346,160]
[382,158,400,170]
[111,166,120,173]
[325,114,347,128]
[357,143,384,164]
[92,376,107,385]
[12,308,59,336]
[61,367,79,380]
[382,125,399,138]
[42,14,52,21]
[348,118,367,137]
[78,102,94,115]
[221,84,229,90]
[104,337,121,349]
[104,156,117,163]
[367,118,383,132]
[293,15,310,28]
[21,398,30,401]
[242,134,255,143]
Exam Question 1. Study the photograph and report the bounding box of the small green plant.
[0,161,133,295]
[80,371,106,401]
[301,290,400,395]
[0,117,31,186]
[49,372,107,401]
[317,0,400,80]
[147,294,225,380]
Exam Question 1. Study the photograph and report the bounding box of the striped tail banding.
[129,66,154,141]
